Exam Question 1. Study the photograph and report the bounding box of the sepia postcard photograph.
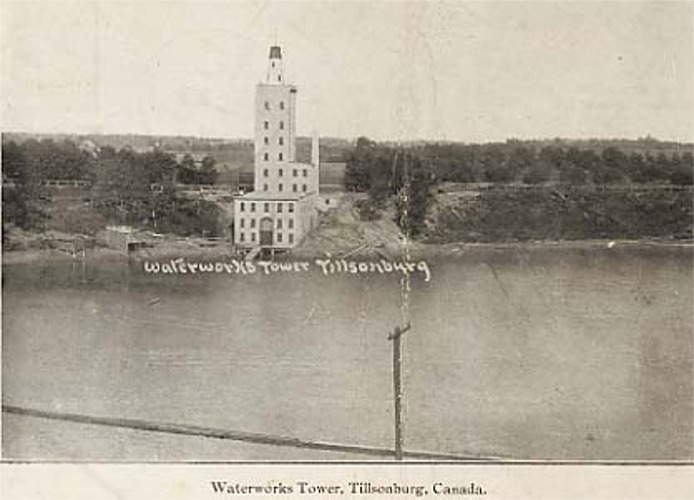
[1,0,693,497]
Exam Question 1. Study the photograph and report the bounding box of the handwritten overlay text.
[143,258,432,282]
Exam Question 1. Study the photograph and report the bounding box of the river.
[2,244,692,461]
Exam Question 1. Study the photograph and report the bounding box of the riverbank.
[3,188,692,266]
[3,233,691,266]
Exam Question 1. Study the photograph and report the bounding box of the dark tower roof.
[269,46,282,59]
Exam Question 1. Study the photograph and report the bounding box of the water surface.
[3,245,692,461]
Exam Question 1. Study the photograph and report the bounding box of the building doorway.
[259,217,273,246]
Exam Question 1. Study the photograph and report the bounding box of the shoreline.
[3,236,691,266]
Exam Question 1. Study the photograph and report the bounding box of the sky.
[2,1,692,142]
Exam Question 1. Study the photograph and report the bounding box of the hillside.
[428,184,693,243]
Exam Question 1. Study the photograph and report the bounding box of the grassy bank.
[428,186,693,243]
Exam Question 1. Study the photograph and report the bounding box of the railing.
[2,404,499,461]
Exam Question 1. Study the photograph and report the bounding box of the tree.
[508,146,535,181]
[1,141,47,231]
[522,161,552,184]
[345,137,376,191]
[670,152,693,185]
[480,145,511,183]
[395,153,434,237]
[627,152,646,183]
[199,156,218,185]
[140,150,177,186]
[92,158,152,224]
[595,147,627,184]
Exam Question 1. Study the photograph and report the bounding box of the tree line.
[2,139,219,185]
[346,138,693,190]
[2,139,221,236]
[345,137,693,237]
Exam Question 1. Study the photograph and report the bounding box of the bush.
[355,198,381,221]
[48,207,106,235]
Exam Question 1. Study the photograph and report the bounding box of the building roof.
[237,191,315,201]
[269,46,282,59]
[288,161,316,169]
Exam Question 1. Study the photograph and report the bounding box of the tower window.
[264,121,269,130]
[279,168,283,177]
[278,75,281,82]
[264,101,270,110]
[264,137,269,145]
[263,169,268,177]
[279,121,284,130]
[263,153,269,161]
[278,203,283,213]
[279,137,284,146]
[279,153,283,161]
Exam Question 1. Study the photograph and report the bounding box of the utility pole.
[388,322,411,460]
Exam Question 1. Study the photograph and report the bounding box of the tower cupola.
[267,45,284,84]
